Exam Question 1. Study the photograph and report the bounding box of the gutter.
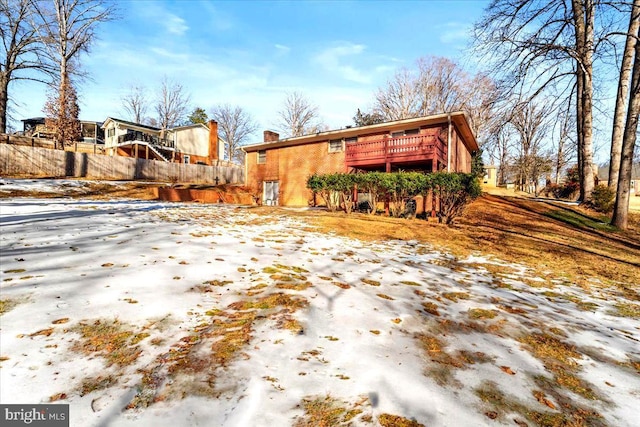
[447,113,452,172]
[241,146,248,186]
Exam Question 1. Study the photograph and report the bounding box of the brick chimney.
[208,120,219,164]
[263,130,280,142]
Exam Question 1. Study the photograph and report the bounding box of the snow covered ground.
[1,179,639,426]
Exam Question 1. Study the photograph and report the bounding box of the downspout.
[447,114,452,172]
[241,147,248,187]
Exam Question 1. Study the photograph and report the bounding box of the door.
[263,181,279,206]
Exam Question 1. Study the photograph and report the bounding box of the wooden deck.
[345,133,447,169]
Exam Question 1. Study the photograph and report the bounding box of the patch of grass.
[421,302,440,316]
[519,333,581,368]
[80,375,117,396]
[361,279,381,286]
[274,263,309,273]
[275,281,312,291]
[442,292,470,302]
[376,293,394,300]
[203,279,234,287]
[3,268,26,273]
[0,299,19,315]
[520,333,604,402]
[71,319,143,367]
[378,413,425,427]
[468,308,498,319]
[294,395,369,427]
[544,209,616,232]
[400,281,422,286]
[227,293,308,311]
[610,302,640,318]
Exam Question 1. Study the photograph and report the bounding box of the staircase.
[114,140,172,162]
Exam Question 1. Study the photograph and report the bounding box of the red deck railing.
[345,134,447,167]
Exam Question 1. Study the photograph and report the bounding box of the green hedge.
[306,171,481,224]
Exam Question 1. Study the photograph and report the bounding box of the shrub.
[308,171,480,223]
[588,185,615,213]
[432,172,481,224]
[354,172,385,215]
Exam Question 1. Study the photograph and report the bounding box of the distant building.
[20,117,104,144]
[598,164,640,195]
[101,118,225,164]
[482,165,498,188]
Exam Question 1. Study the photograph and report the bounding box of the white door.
[263,181,279,206]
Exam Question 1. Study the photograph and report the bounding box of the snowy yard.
[0,180,639,426]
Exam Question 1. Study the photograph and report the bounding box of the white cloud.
[166,14,189,35]
[438,22,469,45]
[274,44,291,55]
[313,42,371,84]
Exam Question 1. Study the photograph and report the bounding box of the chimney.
[208,120,219,164]
[263,130,280,142]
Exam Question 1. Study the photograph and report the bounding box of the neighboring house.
[101,118,225,164]
[243,111,478,206]
[483,165,498,188]
[20,117,105,144]
[598,164,640,195]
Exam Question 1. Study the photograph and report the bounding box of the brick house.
[242,111,478,206]
[102,118,225,164]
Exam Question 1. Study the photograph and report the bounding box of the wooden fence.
[0,137,244,184]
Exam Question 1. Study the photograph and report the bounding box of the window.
[258,150,266,164]
[329,139,343,153]
[405,128,420,135]
[183,155,190,164]
[345,137,357,145]
[107,128,115,138]
[391,131,404,138]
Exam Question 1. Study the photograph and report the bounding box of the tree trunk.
[609,0,640,190]
[573,0,596,202]
[0,73,8,134]
[58,58,67,149]
[612,12,640,230]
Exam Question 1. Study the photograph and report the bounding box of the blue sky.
[13,0,489,139]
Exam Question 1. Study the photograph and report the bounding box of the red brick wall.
[246,141,347,206]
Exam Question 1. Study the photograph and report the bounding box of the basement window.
[329,139,343,153]
[257,150,266,164]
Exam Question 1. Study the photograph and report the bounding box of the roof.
[171,123,209,131]
[102,117,161,132]
[242,111,478,153]
[598,163,640,181]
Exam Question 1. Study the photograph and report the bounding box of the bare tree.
[277,91,320,137]
[471,0,623,201]
[0,0,52,133]
[417,56,467,114]
[510,101,552,194]
[373,56,498,146]
[612,4,640,229]
[155,76,190,129]
[210,103,257,163]
[43,76,80,144]
[121,83,148,123]
[31,0,114,146]
[608,0,640,189]
[374,68,421,121]
[554,107,576,184]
